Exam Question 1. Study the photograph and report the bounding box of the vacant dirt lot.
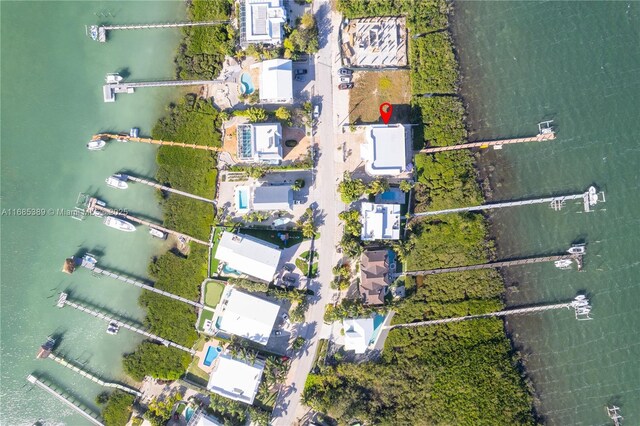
[349,70,412,124]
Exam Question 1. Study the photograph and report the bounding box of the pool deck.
[195,341,223,375]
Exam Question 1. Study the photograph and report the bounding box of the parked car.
[313,104,320,119]
[338,83,354,90]
[294,199,302,205]
[338,68,353,76]
[295,75,306,82]
[274,330,283,336]
[295,69,308,75]
[281,313,290,321]
[339,75,352,83]
[283,263,295,272]
[283,274,296,285]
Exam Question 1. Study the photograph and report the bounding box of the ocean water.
[1,1,186,424]
[453,2,640,424]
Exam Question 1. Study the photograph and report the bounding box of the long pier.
[398,254,581,277]
[94,133,221,152]
[103,79,223,102]
[57,293,196,355]
[91,21,230,43]
[85,197,212,247]
[27,374,104,426]
[410,186,604,219]
[75,254,213,312]
[45,351,141,397]
[390,295,592,330]
[124,174,215,203]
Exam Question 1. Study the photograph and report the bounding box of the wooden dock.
[398,254,581,277]
[91,21,230,43]
[27,374,104,425]
[86,197,212,247]
[57,293,196,355]
[125,174,215,203]
[94,133,221,152]
[418,131,555,154]
[102,79,223,102]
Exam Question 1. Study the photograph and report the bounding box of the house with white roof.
[252,185,293,211]
[258,59,293,104]
[360,202,401,241]
[360,124,409,176]
[214,231,282,282]
[237,122,283,164]
[214,287,280,345]
[343,317,375,354]
[207,353,265,404]
[241,0,286,47]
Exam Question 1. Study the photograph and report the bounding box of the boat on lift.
[129,127,139,138]
[105,73,123,84]
[106,321,120,335]
[105,174,128,189]
[103,216,136,232]
[149,228,167,240]
[86,139,106,151]
[567,244,586,255]
[36,337,56,359]
[587,186,598,206]
[554,259,573,269]
[81,253,98,268]
[89,25,99,41]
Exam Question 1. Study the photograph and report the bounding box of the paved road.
[271,1,346,424]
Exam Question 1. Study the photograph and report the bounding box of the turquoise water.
[222,264,242,276]
[203,346,222,366]
[185,405,195,421]
[1,1,186,424]
[237,187,249,210]
[453,2,640,424]
[240,72,255,94]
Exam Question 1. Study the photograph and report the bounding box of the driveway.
[270,1,346,424]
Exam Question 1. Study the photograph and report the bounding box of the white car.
[313,105,320,119]
[339,75,352,83]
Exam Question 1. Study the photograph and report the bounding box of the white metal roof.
[259,59,293,104]
[207,353,265,404]
[343,318,375,354]
[244,0,285,45]
[361,202,401,241]
[215,231,282,282]
[252,122,283,163]
[362,124,407,176]
[252,185,292,211]
[217,287,280,345]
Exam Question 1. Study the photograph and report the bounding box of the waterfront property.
[240,0,286,47]
[343,314,386,354]
[359,249,393,305]
[360,202,401,241]
[214,231,282,282]
[257,59,293,104]
[360,124,409,176]
[207,352,266,404]
[236,122,283,164]
[211,286,280,345]
[340,16,408,68]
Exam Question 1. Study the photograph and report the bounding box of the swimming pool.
[380,191,395,200]
[222,264,241,275]
[369,314,386,344]
[203,346,222,367]
[185,406,194,422]
[240,72,254,95]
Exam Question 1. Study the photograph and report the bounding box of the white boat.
[587,186,598,206]
[106,321,120,335]
[105,175,128,189]
[103,216,136,232]
[87,139,106,151]
[554,259,573,269]
[129,127,139,138]
[81,254,98,268]
[89,25,98,41]
[149,228,167,240]
[567,244,586,255]
[105,73,123,84]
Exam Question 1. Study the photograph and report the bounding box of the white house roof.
[215,231,282,282]
[244,0,286,45]
[253,123,283,163]
[361,124,408,176]
[207,353,265,404]
[361,202,401,241]
[259,59,293,104]
[217,287,280,345]
[252,185,292,211]
[343,317,375,354]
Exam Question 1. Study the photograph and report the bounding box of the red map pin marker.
[379,103,393,124]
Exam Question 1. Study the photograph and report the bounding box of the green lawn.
[205,281,225,307]
[198,309,214,331]
[209,227,224,277]
[240,228,305,249]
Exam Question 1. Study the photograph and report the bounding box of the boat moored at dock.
[567,244,586,255]
[103,216,136,232]
[149,228,167,240]
[554,259,573,269]
[105,174,128,189]
[36,337,55,359]
[106,321,120,335]
[86,139,106,151]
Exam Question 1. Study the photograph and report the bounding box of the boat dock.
[418,121,556,154]
[390,295,593,330]
[409,186,605,219]
[606,406,623,426]
[42,347,141,397]
[26,374,104,426]
[83,196,212,247]
[90,21,230,43]
[103,79,223,102]
[57,292,196,355]
[121,174,215,203]
[93,133,221,151]
[397,253,583,278]
[71,254,214,312]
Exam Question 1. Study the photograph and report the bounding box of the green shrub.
[101,391,134,426]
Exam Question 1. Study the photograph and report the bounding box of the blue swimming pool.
[369,314,385,344]
[203,346,222,366]
[185,406,194,422]
[237,187,249,209]
[240,72,254,94]
[380,191,395,200]
[222,264,241,275]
